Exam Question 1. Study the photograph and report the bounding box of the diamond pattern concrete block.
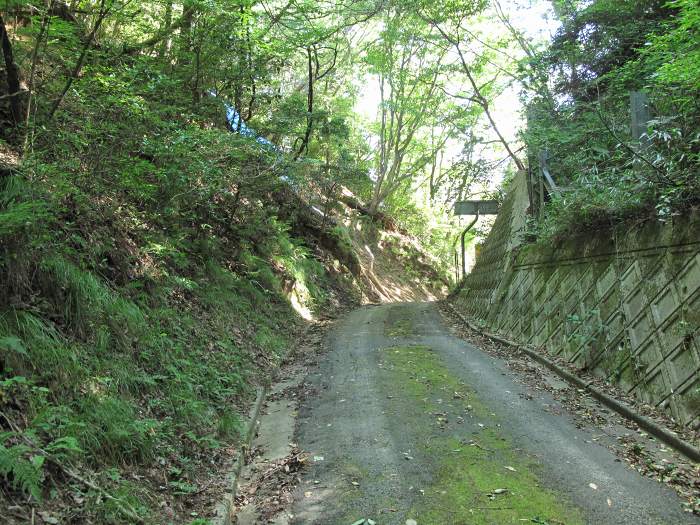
[533,274,545,301]
[580,265,595,295]
[621,261,641,298]
[604,312,625,342]
[628,312,653,350]
[651,284,681,327]
[676,253,700,302]
[623,286,648,322]
[597,263,617,298]
[669,347,698,393]
[458,205,699,426]
[676,377,700,424]
[546,268,561,300]
[660,314,686,354]
[598,288,621,323]
[635,335,664,371]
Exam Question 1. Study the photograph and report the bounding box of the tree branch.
[120,5,196,55]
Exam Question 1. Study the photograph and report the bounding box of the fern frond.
[0,442,44,501]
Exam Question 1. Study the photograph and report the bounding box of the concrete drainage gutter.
[214,386,267,525]
[444,302,700,463]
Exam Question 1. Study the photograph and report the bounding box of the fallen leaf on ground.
[39,513,59,525]
[488,488,508,500]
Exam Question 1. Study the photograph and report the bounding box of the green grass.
[378,345,584,525]
[0,231,320,521]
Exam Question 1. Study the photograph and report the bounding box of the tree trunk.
[244,7,256,121]
[158,0,173,58]
[176,1,195,66]
[430,21,525,172]
[368,184,385,216]
[122,4,194,56]
[23,0,54,153]
[192,40,201,105]
[48,0,109,119]
[0,14,24,130]
[295,47,314,160]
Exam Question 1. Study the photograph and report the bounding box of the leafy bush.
[524,0,700,239]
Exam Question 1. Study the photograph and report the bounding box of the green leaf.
[0,337,28,357]
[46,437,84,455]
[30,455,45,469]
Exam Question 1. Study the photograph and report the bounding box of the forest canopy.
[1,0,695,239]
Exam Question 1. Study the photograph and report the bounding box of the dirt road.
[286,302,696,524]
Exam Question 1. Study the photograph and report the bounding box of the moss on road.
[378,345,584,525]
[290,304,689,524]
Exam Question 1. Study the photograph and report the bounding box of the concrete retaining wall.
[455,173,700,427]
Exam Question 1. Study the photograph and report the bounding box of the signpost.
[453,200,500,283]
[454,200,499,216]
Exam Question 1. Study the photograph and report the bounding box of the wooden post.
[630,91,651,145]
[526,166,535,216]
[537,150,546,221]
[525,108,537,218]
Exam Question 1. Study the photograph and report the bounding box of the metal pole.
[460,211,479,280]
[451,235,460,284]
[453,250,459,283]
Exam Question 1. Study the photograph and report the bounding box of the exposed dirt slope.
[277,184,448,308]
